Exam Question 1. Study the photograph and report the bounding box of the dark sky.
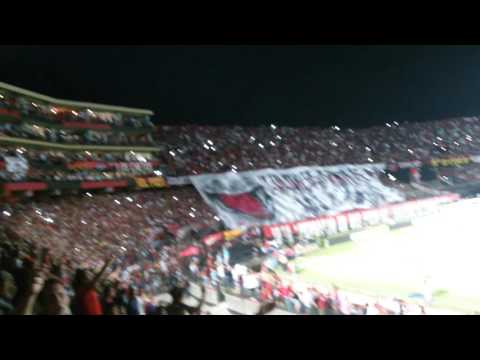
[1,45,480,128]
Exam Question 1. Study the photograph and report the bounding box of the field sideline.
[284,203,480,314]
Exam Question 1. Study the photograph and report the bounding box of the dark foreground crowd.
[0,231,278,315]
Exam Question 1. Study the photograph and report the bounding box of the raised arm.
[89,256,114,289]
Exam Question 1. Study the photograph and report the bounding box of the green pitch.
[286,208,480,314]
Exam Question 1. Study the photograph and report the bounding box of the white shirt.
[136,297,146,315]
[217,265,225,278]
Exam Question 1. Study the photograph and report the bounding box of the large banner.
[191,165,405,229]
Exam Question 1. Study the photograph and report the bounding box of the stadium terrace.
[2,82,480,315]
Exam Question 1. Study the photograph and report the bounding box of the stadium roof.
[0,81,154,116]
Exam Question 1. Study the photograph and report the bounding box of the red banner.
[0,108,21,119]
[4,182,47,192]
[80,180,129,190]
[62,121,111,130]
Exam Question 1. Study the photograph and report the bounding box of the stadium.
[2,76,480,316]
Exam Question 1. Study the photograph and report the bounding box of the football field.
[289,201,480,314]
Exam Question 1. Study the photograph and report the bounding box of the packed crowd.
[0,147,163,182]
[1,188,221,269]
[0,231,215,315]
[155,117,480,176]
[0,91,154,129]
[0,122,156,146]
[0,179,444,315]
[0,90,156,146]
[0,204,426,315]
[0,196,283,315]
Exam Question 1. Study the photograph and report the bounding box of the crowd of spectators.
[0,91,154,129]
[4,90,480,314]
[155,117,480,176]
[0,91,156,146]
[0,147,163,182]
[0,122,156,146]
[0,180,444,315]
[0,191,285,315]
[1,188,221,268]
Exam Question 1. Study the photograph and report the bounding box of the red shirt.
[77,288,103,315]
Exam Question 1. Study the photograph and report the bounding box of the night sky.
[1,45,480,128]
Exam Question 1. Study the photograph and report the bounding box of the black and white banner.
[191,165,405,229]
